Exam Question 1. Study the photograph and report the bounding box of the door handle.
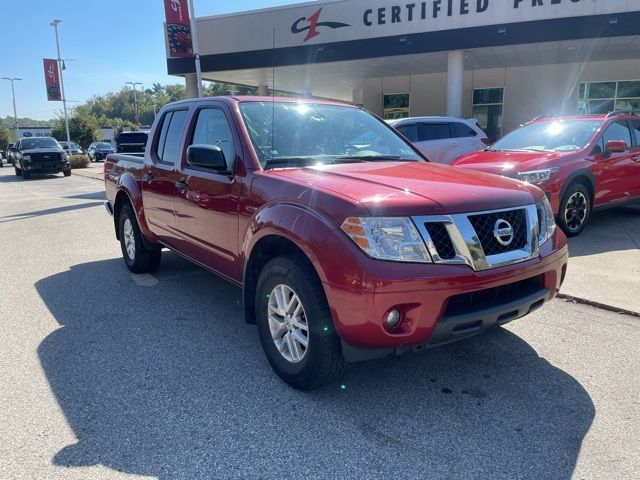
[143,173,153,183]
[175,180,188,191]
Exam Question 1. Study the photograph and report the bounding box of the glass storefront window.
[472,88,504,141]
[578,80,640,114]
[383,94,410,120]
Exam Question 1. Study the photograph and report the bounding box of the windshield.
[21,138,60,150]
[239,102,422,168]
[96,142,112,149]
[118,133,147,144]
[491,120,603,152]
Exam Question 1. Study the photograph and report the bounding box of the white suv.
[389,116,490,164]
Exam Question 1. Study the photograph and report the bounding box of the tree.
[51,112,100,149]
[0,125,13,151]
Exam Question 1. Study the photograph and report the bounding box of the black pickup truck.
[116,131,148,157]
[10,137,71,179]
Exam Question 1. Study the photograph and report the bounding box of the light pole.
[50,19,71,145]
[1,77,22,141]
[126,81,143,125]
[187,0,203,97]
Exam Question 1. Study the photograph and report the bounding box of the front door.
[591,119,637,206]
[627,119,640,199]
[141,108,189,243]
[173,105,241,281]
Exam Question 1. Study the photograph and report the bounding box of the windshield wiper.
[263,157,320,169]
[333,155,416,162]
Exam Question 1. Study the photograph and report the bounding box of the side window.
[155,112,172,161]
[452,122,478,138]
[396,124,418,142]
[157,110,189,165]
[190,108,237,169]
[601,120,632,148]
[418,123,451,142]
[630,120,640,146]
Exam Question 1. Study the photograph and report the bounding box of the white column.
[257,85,269,96]
[446,50,464,117]
[185,74,199,99]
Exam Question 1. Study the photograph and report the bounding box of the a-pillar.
[446,50,464,117]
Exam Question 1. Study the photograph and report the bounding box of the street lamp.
[1,77,22,141]
[50,19,71,145]
[126,82,143,125]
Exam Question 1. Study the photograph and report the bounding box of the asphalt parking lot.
[1,168,639,480]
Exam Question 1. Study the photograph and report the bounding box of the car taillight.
[481,137,492,146]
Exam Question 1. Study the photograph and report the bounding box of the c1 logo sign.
[291,8,350,42]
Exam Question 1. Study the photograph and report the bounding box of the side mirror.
[187,144,229,172]
[605,139,628,153]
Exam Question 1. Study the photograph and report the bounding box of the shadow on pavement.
[0,202,103,223]
[568,205,640,257]
[36,253,594,479]
[64,192,107,201]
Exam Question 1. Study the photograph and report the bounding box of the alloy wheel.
[268,284,309,363]
[564,191,588,231]
[123,218,136,260]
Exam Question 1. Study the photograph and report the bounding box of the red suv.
[452,112,640,236]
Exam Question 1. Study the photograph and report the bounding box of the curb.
[71,169,103,181]
[557,293,640,319]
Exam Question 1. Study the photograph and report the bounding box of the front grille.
[468,209,527,256]
[30,152,61,162]
[424,222,456,260]
[444,275,543,318]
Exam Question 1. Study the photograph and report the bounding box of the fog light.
[385,309,402,328]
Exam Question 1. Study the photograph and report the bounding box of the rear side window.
[156,110,188,164]
[452,122,478,138]
[396,124,418,142]
[418,123,451,141]
[601,120,632,148]
[630,120,640,146]
[191,108,237,169]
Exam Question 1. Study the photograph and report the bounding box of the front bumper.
[325,234,568,358]
[23,161,69,173]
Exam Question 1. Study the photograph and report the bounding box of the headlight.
[341,217,432,263]
[536,197,556,245]
[513,168,559,185]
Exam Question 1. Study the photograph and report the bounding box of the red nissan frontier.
[104,97,568,390]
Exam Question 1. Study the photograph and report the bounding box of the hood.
[453,150,576,176]
[269,161,542,216]
[21,148,64,155]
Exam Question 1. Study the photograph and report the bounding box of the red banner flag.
[164,0,193,58]
[43,58,62,101]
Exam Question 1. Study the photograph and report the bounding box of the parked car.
[87,141,115,162]
[5,143,16,165]
[389,116,491,164]
[116,131,148,156]
[452,112,640,236]
[104,97,568,390]
[58,141,83,156]
[10,136,70,179]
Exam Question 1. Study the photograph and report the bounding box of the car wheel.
[558,183,591,237]
[255,255,347,390]
[22,168,30,180]
[14,165,22,176]
[63,169,71,177]
[118,204,161,274]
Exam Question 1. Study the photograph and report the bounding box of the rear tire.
[255,255,347,390]
[558,183,591,237]
[118,204,161,274]
[63,169,71,177]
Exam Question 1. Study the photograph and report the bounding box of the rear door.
[141,108,189,243]
[416,122,455,164]
[173,104,242,281]
[591,119,636,205]
[627,119,640,198]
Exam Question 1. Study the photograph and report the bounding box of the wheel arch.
[560,170,596,204]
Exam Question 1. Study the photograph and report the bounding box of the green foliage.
[0,125,13,150]
[52,113,100,149]
[0,116,54,129]
[69,154,90,169]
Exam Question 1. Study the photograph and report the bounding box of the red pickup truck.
[104,96,568,389]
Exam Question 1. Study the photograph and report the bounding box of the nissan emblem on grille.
[493,219,514,246]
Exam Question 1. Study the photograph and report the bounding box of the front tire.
[118,204,161,273]
[255,255,347,390]
[558,183,591,237]
[14,165,22,176]
[63,169,71,177]
[22,168,30,180]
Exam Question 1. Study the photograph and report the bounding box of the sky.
[0,0,308,120]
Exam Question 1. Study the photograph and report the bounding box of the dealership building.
[167,0,640,139]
